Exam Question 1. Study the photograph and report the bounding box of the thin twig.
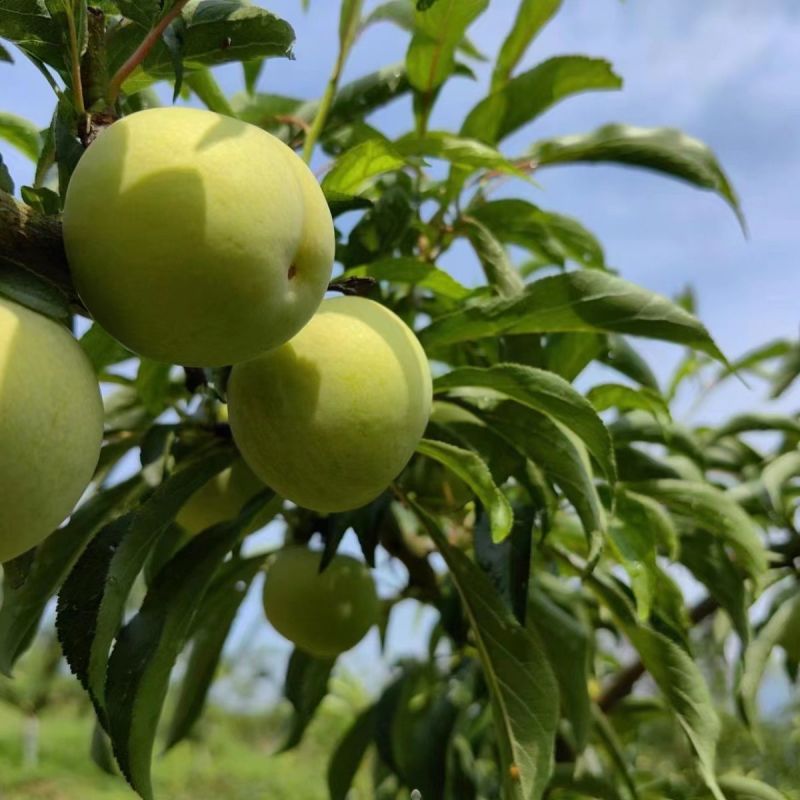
[106,0,191,107]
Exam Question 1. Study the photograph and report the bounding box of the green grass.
[0,700,364,800]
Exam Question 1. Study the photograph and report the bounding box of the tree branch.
[0,190,81,307]
[598,595,720,713]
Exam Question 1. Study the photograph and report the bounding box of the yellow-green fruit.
[62,107,335,367]
[263,547,379,657]
[176,458,267,535]
[0,298,103,563]
[228,296,432,512]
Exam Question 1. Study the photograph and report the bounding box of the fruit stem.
[105,0,191,108]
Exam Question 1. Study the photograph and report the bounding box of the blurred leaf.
[43,0,87,88]
[584,569,724,800]
[56,447,234,720]
[547,763,624,800]
[738,590,800,728]
[771,343,800,398]
[463,56,622,144]
[0,42,12,62]
[396,131,526,176]
[485,403,605,539]
[328,705,377,800]
[279,648,336,752]
[587,383,671,428]
[414,502,559,800]
[717,774,790,800]
[0,112,41,160]
[322,138,405,195]
[0,152,12,193]
[136,359,173,417]
[115,0,161,28]
[528,589,591,750]
[0,257,71,321]
[80,323,133,372]
[338,0,364,54]
[761,449,800,517]
[491,0,562,90]
[629,480,768,581]
[341,257,469,301]
[0,478,142,675]
[607,509,659,621]
[529,124,744,229]
[90,718,117,776]
[164,555,265,750]
[680,533,750,645]
[712,412,800,439]
[105,491,273,800]
[422,271,727,364]
[406,0,488,92]
[435,363,616,482]
[471,199,605,270]
[416,438,513,542]
[610,412,705,465]
[614,487,678,559]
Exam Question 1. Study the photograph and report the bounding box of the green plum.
[0,298,103,563]
[263,547,379,657]
[227,296,432,512]
[62,106,334,367]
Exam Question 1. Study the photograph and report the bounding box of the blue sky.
[1,1,798,705]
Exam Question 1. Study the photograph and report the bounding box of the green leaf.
[529,124,744,229]
[712,412,800,440]
[738,591,800,727]
[115,0,161,28]
[421,271,727,363]
[164,555,264,750]
[43,0,87,89]
[528,589,591,750]
[629,480,768,581]
[717,774,791,800]
[601,335,660,390]
[136,359,173,417]
[338,0,364,55]
[413,502,559,800]
[406,0,488,92]
[614,487,679,559]
[0,479,143,676]
[105,491,274,800]
[610,412,705,465]
[491,0,562,91]
[607,509,659,621]
[584,569,724,800]
[0,257,71,321]
[0,0,63,69]
[80,323,133,372]
[0,42,12,62]
[396,131,526,177]
[434,364,616,482]
[761,449,800,517]
[0,112,41,161]
[471,199,605,269]
[322,138,405,196]
[20,185,60,215]
[279,648,336,752]
[106,1,295,95]
[459,216,525,297]
[462,56,622,145]
[680,533,750,646]
[587,383,671,428]
[341,257,469,301]
[485,403,605,539]
[327,706,377,800]
[547,763,624,800]
[416,438,513,542]
[0,152,12,193]
[56,447,234,719]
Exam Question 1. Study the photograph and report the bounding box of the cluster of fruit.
[1,107,433,657]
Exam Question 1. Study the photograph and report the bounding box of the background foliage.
[1,1,799,799]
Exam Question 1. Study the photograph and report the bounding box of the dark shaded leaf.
[328,705,377,800]
[0,257,71,321]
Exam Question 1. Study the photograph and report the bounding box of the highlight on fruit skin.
[62,106,335,367]
[0,298,104,563]
[227,296,433,513]
[262,547,379,658]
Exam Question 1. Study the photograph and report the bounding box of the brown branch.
[598,595,720,713]
[0,190,83,309]
[106,0,191,107]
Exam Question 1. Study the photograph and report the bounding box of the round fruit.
[176,458,267,535]
[0,298,103,563]
[227,296,432,512]
[263,547,379,657]
[62,107,335,367]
